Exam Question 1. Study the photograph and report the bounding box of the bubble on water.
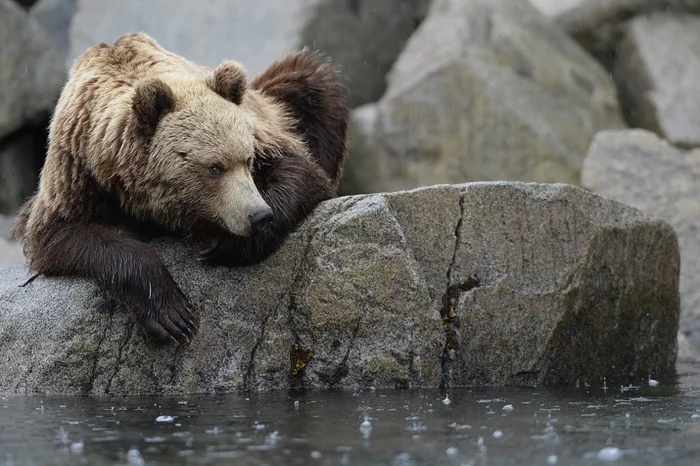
[691,414,700,419]
[311,451,322,459]
[393,452,413,466]
[56,427,69,445]
[252,422,266,431]
[448,422,471,430]
[657,418,678,425]
[145,436,166,443]
[265,431,280,445]
[597,447,622,462]
[442,395,451,405]
[69,441,84,453]
[648,379,659,387]
[502,404,514,412]
[177,401,188,405]
[155,415,175,423]
[492,430,503,439]
[547,454,558,464]
[206,427,223,435]
[406,421,427,432]
[446,447,458,457]
[360,416,372,438]
[294,400,300,409]
[127,448,145,465]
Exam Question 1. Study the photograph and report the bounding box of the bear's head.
[130,61,273,237]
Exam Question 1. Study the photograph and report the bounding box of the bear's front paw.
[140,291,198,345]
[197,237,236,267]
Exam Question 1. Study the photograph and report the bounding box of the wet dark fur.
[198,51,349,267]
[13,45,349,345]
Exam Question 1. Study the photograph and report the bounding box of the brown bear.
[13,32,349,345]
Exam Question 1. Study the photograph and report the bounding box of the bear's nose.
[249,207,274,233]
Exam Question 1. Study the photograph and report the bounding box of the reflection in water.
[2,364,700,465]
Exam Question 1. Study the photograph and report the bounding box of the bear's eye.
[209,165,225,177]
[176,151,188,158]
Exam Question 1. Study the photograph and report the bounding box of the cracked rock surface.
[0,182,680,396]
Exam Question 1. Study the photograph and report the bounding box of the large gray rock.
[614,13,700,149]
[0,239,24,268]
[0,123,45,215]
[528,0,583,17]
[338,103,384,195]
[29,0,77,59]
[67,0,426,108]
[344,0,625,194]
[0,214,24,268]
[582,129,700,354]
[529,0,700,68]
[0,182,679,396]
[0,0,65,139]
[68,0,319,77]
[300,0,418,107]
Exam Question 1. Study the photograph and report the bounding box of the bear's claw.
[140,293,199,345]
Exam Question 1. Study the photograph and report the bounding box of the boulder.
[300,0,419,107]
[66,0,428,108]
[0,182,679,396]
[29,0,77,59]
[344,0,625,194]
[529,0,700,68]
[13,0,38,9]
[0,0,65,139]
[528,0,584,17]
[614,13,700,149]
[67,0,319,76]
[0,216,24,268]
[582,129,700,354]
[0,240,24,268]
[0,123,45,215]
[338,103,384,195]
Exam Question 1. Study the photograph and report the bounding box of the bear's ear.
[208,60,247,105]
[132,78,175,137]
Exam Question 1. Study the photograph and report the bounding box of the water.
[2,365,700,465]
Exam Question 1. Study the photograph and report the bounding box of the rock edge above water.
[0,182,680,396]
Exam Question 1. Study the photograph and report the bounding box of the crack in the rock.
[104,321,135,395]
[447,195,465,284]
[439,194,482,390]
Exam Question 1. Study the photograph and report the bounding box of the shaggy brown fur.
[198,50,349,266]
[13,33,349,345]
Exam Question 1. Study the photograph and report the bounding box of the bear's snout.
[249,206,274,234]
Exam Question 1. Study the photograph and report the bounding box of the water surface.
[2,364,700,465]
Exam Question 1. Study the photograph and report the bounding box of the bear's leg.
[250,51,350,186]
[29,221,197,344]
[198,155,334,267]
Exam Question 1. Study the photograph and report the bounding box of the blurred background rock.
[1,0,699,355]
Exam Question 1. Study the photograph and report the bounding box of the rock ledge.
[0,182,680,396]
